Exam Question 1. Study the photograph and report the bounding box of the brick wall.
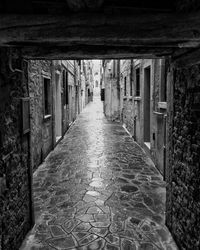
[166,63,200,250]
[0,48,32,250]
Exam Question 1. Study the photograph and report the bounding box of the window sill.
[134,96,141,101]
[123,96,127,100]
[153,111,164,116]
[44,114,51,121]
[158,102,167,109]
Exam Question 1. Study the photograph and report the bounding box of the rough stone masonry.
[166,62,200,250]
[0,48,33,250]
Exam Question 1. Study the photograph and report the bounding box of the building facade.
[130,59,168,177]
[28,60,84,172]
[102,58,168,176]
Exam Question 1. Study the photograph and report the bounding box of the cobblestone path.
[20,98,177,250]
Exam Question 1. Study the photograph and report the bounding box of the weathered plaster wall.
[105,78,120,120]
[151,112,165,174]
[123,99,134,134]
[133,99,141,141]
[166,62,200,250]
[121,60,134,133]
[104,60,120,121]
[68,70,76,123]
[28,60,53,172]
[0,48,32,250]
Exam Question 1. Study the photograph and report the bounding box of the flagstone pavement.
[20,97,178,250]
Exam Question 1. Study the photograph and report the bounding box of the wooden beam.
[21,45,173,59]
[1,12,200,44]
[0,11,200,57]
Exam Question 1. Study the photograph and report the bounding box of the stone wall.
[166,62,200,250]
[28,60,53,172]
[0,48,32,250]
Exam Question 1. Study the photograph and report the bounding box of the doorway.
[55,73,62,142]
[143,66,151,147]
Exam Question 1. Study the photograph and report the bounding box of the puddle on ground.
[121,185,138,193]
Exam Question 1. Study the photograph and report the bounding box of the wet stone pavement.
[20,98,178,250]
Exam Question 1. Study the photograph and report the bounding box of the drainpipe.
[163,114,167,180]
[110,76,112,119]
[134,115,137,141]
[9,49,23,73]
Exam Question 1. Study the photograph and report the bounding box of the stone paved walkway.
[20,98,178,250]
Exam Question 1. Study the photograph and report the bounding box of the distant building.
[84,60,94,104]
[101,60,120,121]
[92,60,101,97]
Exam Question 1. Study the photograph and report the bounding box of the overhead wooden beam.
[21,45,173,59]
[1,12,200,45]
[1,0,200,14]
[0,11,200,57]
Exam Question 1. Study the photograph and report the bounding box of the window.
[144,66,151,144]
[95,80,98,87]
[113,60,116,77]
[43,77,51,116]
[130,76,133,96]
[135,68,140,96]
[124,76,127,96]
[63,70,69,105]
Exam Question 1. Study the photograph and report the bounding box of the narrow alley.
[20,97,177,250]
[1,2,200,249]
